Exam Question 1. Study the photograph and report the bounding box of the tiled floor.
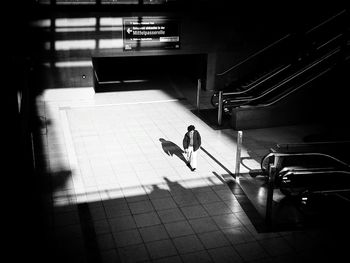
[35,74,349,263]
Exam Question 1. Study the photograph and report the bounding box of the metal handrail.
[224,64,292,96]
[285,170,350,175]
[316,33,344,51]
[305,9,347,35]
[217,31,344,100]
[279,166,339,173]
[216,34,292,76]
[217,9,347,79]
[224,47,340,105]
[266,152,350,169]
[240,64,289,88]
[216,48,339,125]
[256,67,332,107]
[277,140,350,149]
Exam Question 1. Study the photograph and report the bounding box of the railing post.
[30,132,36,170]
[265,155,278,228]
[235,130,243,177]
[265,164,276,227]
[218,91,223,126]
[196,79,201,112]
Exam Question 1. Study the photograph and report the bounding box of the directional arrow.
[127,28,132,34]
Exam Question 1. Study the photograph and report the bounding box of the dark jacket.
[183,130,201,151]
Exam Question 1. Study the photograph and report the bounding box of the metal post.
[265,165,276,227]
[218,91,223,126]
[265,155,278,227]
[30,132,36,170]
[196,79,201,112]
[235,130,243,177]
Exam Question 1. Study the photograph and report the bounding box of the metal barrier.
[265,164,277,226]
[196,79,201,112]
[235,131,243,177]
[264,152,350,226]
[265,154,279,226]
[217,91,223,125]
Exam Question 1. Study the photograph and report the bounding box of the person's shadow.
[159,138,188,164]
[148,184,171,200]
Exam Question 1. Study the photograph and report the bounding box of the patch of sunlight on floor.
[41,87,95,101]
[45,87,260,207]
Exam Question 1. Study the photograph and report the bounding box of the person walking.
[183,125,201,171]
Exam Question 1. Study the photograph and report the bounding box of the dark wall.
[24,2,348,90]
[4,1,49,262]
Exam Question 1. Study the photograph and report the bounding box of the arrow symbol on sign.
[127,28,133,34]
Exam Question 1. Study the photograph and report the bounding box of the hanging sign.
[123,17,180,51]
